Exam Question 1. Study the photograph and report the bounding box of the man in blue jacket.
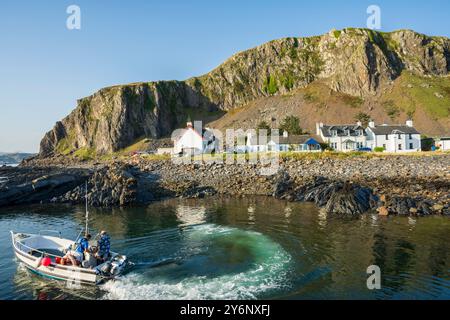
[76,234,91,254]
[64,234,91,266]
[96,230,111,262]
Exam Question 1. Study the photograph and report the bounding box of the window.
[409,143,413,149]
[409,134,412,139]
[385,134,389,140]
[398,134,401,139]
[383,144,386,149]
[398,144,402,151]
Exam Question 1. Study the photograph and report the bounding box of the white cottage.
[366,120,421,152]
[435,137,450,151]
[172,122,218,155]
[268,132,322,152]
[246,131,322,153]
[316,122,367,152]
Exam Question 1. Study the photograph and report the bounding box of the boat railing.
[11,233,66,259]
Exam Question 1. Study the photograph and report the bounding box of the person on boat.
[63,234,92,266]
[96,230,111,262]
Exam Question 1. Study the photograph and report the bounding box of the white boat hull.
[11,231,129,285]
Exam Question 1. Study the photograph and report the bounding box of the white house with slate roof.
[316,122,367,152]
[246,131,322,153]
[172,121,219,155]
[268,132,322,152]
[366,120,421,152]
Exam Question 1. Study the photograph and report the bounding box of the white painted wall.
[321,135,367,152]
[173,128,204,154]
[366,129,421,152]
[437,139,450,151]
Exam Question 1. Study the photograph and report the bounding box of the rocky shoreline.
[1,153,449,217]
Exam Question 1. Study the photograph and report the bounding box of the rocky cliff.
[40,28,450,156]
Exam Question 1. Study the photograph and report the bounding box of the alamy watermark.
[367,265,381,290]
[66,5,81,30]
[170,121,281,176]
[367,5,381,30]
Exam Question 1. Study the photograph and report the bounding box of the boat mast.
[85,180,89,236]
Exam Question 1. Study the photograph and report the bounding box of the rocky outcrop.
[6,153,448,217]
[54,164,139,206]
[40,82,221,156]
[276,176,379,216]
[0,167,91,206]
[39,28,450,157]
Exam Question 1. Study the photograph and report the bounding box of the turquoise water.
[0,197,450,300]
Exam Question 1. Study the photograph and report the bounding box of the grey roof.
[369,125,420,135]
[172,127,216,141]
[275,135,315,145]
[248,135,318,145]
[320,125,366,137]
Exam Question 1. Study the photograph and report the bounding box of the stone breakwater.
[1,153,449,217]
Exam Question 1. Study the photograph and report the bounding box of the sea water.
[0,197,449,300]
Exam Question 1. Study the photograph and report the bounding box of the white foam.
[102,224,292,300]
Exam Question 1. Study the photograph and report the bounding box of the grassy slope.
[382,72,450,119]
[209,73,450,137]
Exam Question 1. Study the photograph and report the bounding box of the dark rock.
[273,171,295,199]
[0,169,90,206]
[324,182,377,216]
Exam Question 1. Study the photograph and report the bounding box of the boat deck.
[30,248,64,258]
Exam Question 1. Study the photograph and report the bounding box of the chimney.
[315,122,324,135]
[368,121,375,128]
[406,120,413,127]
[283,130,288,138]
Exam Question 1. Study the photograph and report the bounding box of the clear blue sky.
[0,0,449,153]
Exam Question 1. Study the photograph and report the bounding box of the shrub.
[263,75,278,95]
[280,116,303,135]
[354,112,371,126]
[374,147,385,152]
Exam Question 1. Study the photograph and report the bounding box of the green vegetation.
[55,137,73,155]
[383,100,401,120]
[342,94,364,108]
[333,30,342,39]
[192,77,202,91]
[279,116,303,135]
[73,148,96,161]
[374,147,385,152]
[299,49,324,82]
[279,71,296,90]
[354,112,371,126]
[382,71,450,120]
[319,142,332,151]
[380,33,400,52]
[122,85,156,112]
[118,138,151,155]
[263,75,279,95]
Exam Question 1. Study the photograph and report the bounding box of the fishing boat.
[10,182,131,285]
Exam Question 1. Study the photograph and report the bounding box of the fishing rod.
[85,180,89,237]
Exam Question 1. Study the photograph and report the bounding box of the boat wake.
[101,224,292,300]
